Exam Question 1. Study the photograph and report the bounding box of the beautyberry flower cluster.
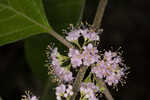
[56,84,73,100]
[80,82,99,100]
[66,27,99,41]
[46,24,127,100]
[68,43,99,68]
[92,51,125,86]
[51,48,73,82]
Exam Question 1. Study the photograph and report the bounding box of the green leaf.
[0,0,51,46]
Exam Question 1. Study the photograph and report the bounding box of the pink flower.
[92,51,125,86]
[81,30,99,41]
[66,29,81,41]
[65,27,100,42]
[51,48,73,82]
[80,82,99,100]
[56,84,73,100]
[82,44,99,66]
[92,61,106,78]
[68,48,82,68]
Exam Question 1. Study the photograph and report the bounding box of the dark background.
[0,0,150,100]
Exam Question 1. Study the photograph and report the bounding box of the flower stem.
[48,29,74,49]
[93,0,108,29]
[96,78,114,100]
[70,66,88,100]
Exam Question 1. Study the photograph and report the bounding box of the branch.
[93,0,108,29]
[48,29,74,48]
[70,66,88,100]
[96,78,114,100]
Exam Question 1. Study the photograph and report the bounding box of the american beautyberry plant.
[0,0,130,100]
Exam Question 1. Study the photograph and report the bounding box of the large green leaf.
[0,0,51,46]
[25,0,85,99]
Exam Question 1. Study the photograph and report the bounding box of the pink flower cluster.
[68,48,82,68]
[82,44,99,66]
[51,48,73,82]
[66,29,81,41]
[92,51,125,86]
[68,43,99,68]
[65,27,126,86]
[80,82,99,100]
[48,26,127,100]
[66,28,99,41]
[56,84,73,100]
